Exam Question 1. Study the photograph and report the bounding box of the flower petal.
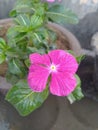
[46,0,61,2]
[46,0,55,2]
[29,53,42,64]
[48,49,78,74]
[29,53,51,66]
[50,72,77,96]
[28,64,50,92]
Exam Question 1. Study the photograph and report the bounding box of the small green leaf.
[6,71,19,85]
[7,27,18,46]
[35,5,45,16]
[16,0,33,8]
[67,93,76,104]
[5,80,49,116]
[47,5,78,24]
[67,74,84,104]
[7,27,26,46]
[27,47,39,53]
[8,58,27,77]
[0,53,6,64]
[12,4,34,14]
[10,10,17,17]
[12,25,29,32]
[0,38,6,49]
[15,14,30,26]
[24,59,30,68]
[76,55,85,64]
[67,50,75,56]
[31,15,43,29]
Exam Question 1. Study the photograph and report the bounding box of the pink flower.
[46,0,61,2]
[27,50,78,96]
[46,0,55,2]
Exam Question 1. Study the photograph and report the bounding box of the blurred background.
[0,0,98,19]
[0,0,15,19]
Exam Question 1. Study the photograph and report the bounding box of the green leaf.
[10,10,17,17]
[35,6,45,16]
[6,71,19,85]
[14,0,35,15]
[76,55,85,64]
[31,15,43,29]
[47,29,57,42]
[7,27,26,46]
[67,93,76,104]
[0,53,6,64]
[67,74,84,104]
[12,25,29,32]
[7,27,18,47]
[24,59,30,68]
[27,47,39,53]
[11,4,35,15]
[47,5,78,24]
[5,80,49,116]
[67,50,75,56]
[0,38,6,49]
[16,0,33,7]
[15,14,30,26]
[8,58,27,77]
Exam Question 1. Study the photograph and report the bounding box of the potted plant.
[0,0,84,119]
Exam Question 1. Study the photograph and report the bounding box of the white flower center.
[50,64,57,72]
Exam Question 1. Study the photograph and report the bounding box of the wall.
[62,0,98,19]
[0,0,15,19]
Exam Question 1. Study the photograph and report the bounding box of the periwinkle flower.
[28,50,78,96]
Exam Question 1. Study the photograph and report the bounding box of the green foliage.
[0,53,6,64]
[0,0,82,116]
[5,80,49,116]
[47,5,78,24]
[0,38,6,49]
[67,74,84,104]
[8,58,27,77]
[0,38,9,63]
[10,0,34,16]
[6,71,19,85]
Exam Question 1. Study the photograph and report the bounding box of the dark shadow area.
[0,94,59,130]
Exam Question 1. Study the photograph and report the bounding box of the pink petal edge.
[29,53,51,66]
[28,64,50,92]
[50,72,77,96]
[48,49,78,74]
